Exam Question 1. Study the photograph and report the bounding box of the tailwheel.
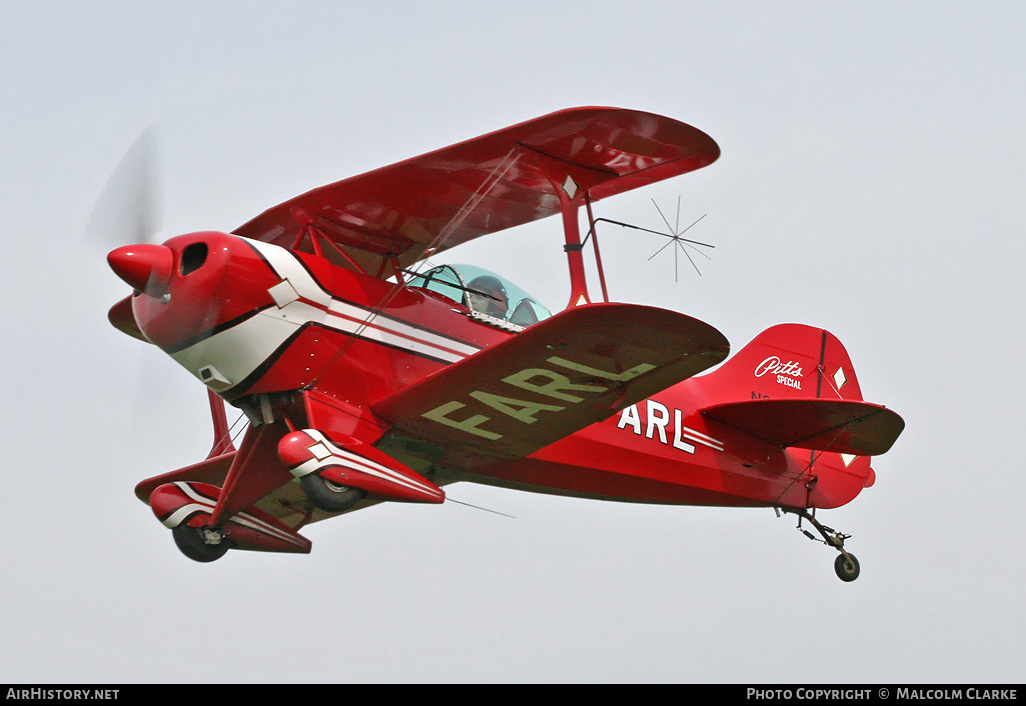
[172,524,232,563]
[777,507,861,583]
[834,553,860,582]
[300,472,366,513]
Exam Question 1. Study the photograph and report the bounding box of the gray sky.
[2,1,1024,683]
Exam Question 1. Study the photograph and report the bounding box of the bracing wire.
[311,149,522,379]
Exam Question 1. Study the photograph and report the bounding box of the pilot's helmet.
[466,275,508,318]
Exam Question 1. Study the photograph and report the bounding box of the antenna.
[647,197,711,281]
[583,196,713,283]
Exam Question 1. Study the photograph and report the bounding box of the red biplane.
[105,107,903,581]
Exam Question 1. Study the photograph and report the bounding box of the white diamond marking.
[268,279,300,308]
[561,175,578,200]
[308,442,333,461]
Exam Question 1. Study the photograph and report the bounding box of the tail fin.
[699,324,904,456]
[704,323,864,403]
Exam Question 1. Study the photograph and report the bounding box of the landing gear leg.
[777,507,860,582]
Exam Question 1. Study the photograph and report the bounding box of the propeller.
[84,126,162,247]
[84,128,167,341]
[88,128,247,457]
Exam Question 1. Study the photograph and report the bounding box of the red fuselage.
[113,231,871,514]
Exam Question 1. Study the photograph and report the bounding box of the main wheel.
[300,473,366,513]
[834,552,860,582]
[172,524,231,563]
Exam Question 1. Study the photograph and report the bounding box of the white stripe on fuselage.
[245,237,478,360]
[170,237,480,392]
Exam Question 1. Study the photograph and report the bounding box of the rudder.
[705,323,864,403]
[698,324,904,458]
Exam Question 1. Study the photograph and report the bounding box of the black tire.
[300,473,366,513]
[172,524,231,563]
[834,553,860,582]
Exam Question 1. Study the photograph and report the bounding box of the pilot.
[466,275,508,319]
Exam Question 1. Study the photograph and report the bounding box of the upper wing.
[372,303,729,464]
[233,107,719,276]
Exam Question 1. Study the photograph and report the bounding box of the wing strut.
[584,195,610,303]
[517,146,605,309]
[207,389,237,459]
[559,191,591,309]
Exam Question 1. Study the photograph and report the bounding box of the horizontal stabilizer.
[373,303,729,462]
[701,398,905,456]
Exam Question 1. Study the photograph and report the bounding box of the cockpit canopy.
[407,264,552,328]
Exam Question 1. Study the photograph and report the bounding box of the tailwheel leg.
[776,507,860,582]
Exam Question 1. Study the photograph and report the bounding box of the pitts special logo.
[755,356,804,390]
